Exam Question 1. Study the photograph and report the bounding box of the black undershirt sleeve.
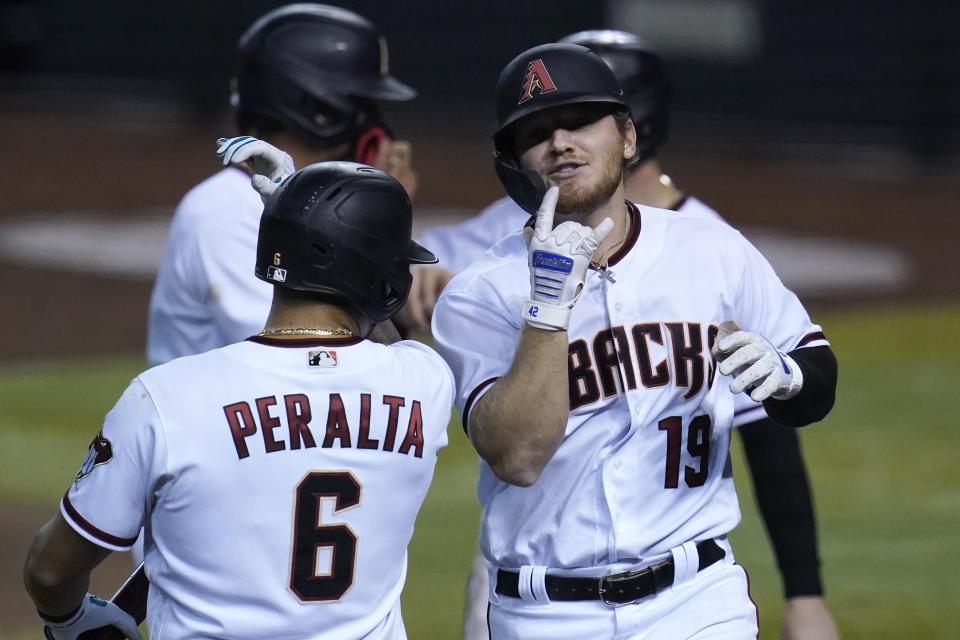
[762,345,838,427]
[738,418,824,597]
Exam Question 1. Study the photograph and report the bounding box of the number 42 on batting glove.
[711,321,804,402]
[522,186,613,331]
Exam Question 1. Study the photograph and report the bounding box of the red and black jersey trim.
[795,331,827,348]
[246,335,364,348]
[462,377,500,434]
[61,493,138,548]
[605,201,641,267]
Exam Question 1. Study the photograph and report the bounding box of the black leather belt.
[495,539,725,606]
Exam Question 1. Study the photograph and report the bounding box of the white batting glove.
[41,593,143,640]
[216,136,296,205]
[521,187,614,330]
[711,325,803,402]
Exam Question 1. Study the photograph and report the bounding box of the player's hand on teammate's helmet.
[521,186,613,331]
[780,596,841,640]
[40,593,143,640]
[711,321,803,402]
[395,264,454,332]
[216,136,296,205]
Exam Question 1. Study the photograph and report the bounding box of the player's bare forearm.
[469,325,570,486]
[24,515,110,616]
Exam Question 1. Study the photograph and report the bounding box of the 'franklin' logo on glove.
[532,251,574,273]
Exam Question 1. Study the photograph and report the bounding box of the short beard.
[554,148,624,218]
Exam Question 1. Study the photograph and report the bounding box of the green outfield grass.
[2,302,959,639]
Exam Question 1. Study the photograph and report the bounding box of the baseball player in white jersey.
[418,31,840,640]
[431,42,838,639]
[148,3,418,367]
[23,162,452,639]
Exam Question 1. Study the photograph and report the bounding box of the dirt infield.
[0,112,957,632]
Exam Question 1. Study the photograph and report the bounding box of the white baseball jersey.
[432,202,828,574]
[421,194,770,427]
[62,336,453,639]
[148,167,272,366]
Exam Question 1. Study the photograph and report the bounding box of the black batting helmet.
[560,30,671,162]
[255,162,436,324]
[233,4,415,150]
[492,43,630,213]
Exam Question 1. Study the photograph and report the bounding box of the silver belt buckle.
[598,569,643,607]
[598,560,671,607]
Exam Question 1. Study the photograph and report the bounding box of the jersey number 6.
[290,471,361,602]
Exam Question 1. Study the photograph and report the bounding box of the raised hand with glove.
[216,136,296,204]
[522,186,614,331]
[711,320,804,402]
[40,592,142,640]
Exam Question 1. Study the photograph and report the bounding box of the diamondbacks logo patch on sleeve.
[74,431,113,485]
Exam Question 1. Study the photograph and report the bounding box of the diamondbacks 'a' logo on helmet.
[74,431,113,486]
[518,59,557,104]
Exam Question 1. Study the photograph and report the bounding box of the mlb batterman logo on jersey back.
[74,431,113,486]
[518,58,557,104]
[308,349,338,367]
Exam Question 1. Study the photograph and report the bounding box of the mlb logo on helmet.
[266,266,287,282]
[518,58,557,104]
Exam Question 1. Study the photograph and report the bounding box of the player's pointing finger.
[534,186,559,240]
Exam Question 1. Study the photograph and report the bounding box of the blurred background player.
[411,31,839,640]
[23,161,452,639]
[147,3,418,367]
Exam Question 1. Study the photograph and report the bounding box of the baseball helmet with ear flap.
[234,3,415,152]
[560,30,671,163]
[255,161,436,324]
[492,43,630,214]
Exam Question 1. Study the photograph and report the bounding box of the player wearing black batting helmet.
[559,30,670,164]
[234,3,415,166]
[492,42,632,214]
[256,162,436,334]
[406,31,842,640]
[148,3,422,369]
[433,31,839,640]
[29,146,453,640]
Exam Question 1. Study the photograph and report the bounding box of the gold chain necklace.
[256,327,353,337]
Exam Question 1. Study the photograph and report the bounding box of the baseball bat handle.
[77,563,149,640]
